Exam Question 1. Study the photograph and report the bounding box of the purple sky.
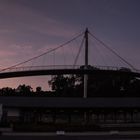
[0,0,140,90]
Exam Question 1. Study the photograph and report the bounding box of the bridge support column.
[84,28,89,98]
[84,75,88,98]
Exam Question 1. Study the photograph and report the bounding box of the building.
[0,97,140,131]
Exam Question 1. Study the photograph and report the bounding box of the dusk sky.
[0,0,140,90]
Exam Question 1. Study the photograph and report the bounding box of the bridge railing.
[97,66,140,73]
[0,65,81,73]
[0,65,139,74]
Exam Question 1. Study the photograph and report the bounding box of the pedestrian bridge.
[0,29,139,79]
[0,65,139,79]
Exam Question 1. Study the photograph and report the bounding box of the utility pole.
[84,28,89,98]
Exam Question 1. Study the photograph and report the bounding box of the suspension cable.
[89,32,136,70]
[1,32,84,72]
[90,39,108,66]
[73,37,85,67]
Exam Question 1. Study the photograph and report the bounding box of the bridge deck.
[0,68,139,79]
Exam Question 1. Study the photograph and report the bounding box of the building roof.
[0,97,140,108]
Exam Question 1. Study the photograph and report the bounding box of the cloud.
[0,1,78,39]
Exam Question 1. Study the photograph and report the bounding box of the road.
[1,132,140,140]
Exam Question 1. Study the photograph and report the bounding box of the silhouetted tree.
[0,87,15,96]
[16,84,33,96]
[36,86,42,93]
[48,75,77,96]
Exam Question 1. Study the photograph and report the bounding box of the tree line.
[0,66,140,97]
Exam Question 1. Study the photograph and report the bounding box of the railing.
[0,65,139,74]
[0,65,81,73]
